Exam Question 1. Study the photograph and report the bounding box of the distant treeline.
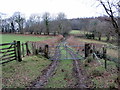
[0,12,119,41]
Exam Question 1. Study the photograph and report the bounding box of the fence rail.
[91,43,119,69]
[0,40,118,65]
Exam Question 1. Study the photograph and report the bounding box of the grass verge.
[82,57,118,88]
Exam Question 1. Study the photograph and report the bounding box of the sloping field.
[0,34,52,43]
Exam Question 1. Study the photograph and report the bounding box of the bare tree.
[13,12,25,34]
[56,12,71,36]
[97,0,120,40]
[88,19,100,39]
[28,14,41,34]
[56,12,66,34]
[8,17,16,33]
[97,0,120,82]
[1,18,11,33]
[0,14,2,32]
[42,12,51,35]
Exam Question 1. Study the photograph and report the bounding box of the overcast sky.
[0,0,107,19]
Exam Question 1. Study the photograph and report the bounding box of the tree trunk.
[98,34,101,41]
[117,34,120,71]
[106,34,110,42]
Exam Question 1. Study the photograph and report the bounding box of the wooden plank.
[1,55,15,61]
[0,58,16,64]
[0,46,15,51]
[14,40,17,61]
[5,49,15,53]
[0,49,15,53]
[1,52,15,58]
[0,42,16,46]
[26,42,31,55]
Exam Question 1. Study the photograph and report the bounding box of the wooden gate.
[0,41,22,64]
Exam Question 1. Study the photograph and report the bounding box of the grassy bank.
[1,34,53,88]
[2,55,51,88]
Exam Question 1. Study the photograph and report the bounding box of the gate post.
[16,41,22,62]
[44,45,49,58]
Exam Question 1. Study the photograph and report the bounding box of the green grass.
[69,30,91,35]
[0,34,52,43]
[76,38,107,45]
[70,30,116,44]
[2,55,51,88]
[60,45,72,60]
[69,30,81,34]
[76,37,116,50]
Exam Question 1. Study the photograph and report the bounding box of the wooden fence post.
[44,45,49,58]
[16,41,22,62]
[103,46,107,69]
[22,43,25,57]
[26,42,31,55]
[93,45,95,59]
[85,43,91,58]
[32,42,35,55]
[32,42,38,55]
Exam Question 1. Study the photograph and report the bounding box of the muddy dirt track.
[27,39,88,88]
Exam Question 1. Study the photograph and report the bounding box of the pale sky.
[0,0,108,19]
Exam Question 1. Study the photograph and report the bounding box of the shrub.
[86,56,93,63]
[91,70,103,77]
